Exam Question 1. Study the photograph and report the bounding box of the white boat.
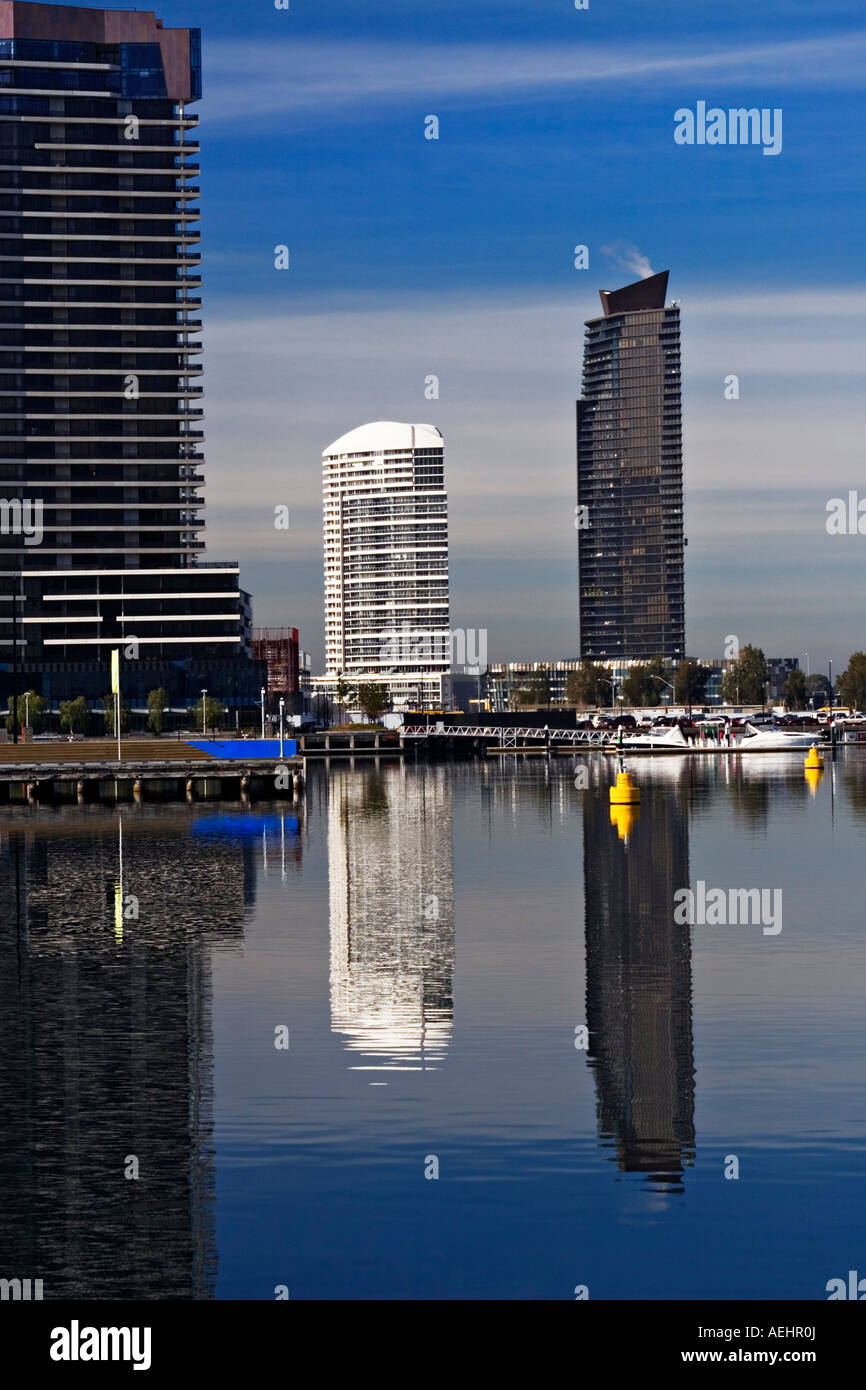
[738,724,823,752]
[613,723,690,753]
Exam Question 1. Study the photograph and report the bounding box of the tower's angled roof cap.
[323,421,443,456]
[0,3,197,102]
[598,270,670,317]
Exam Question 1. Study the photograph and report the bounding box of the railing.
[402,724,608,745]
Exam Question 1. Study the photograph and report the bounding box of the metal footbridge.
[402,724,608,747]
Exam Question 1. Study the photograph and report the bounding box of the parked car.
[652,715,695,731]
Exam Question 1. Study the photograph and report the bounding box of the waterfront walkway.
[0,740,304,802]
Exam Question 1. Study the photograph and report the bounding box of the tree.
[838,653,866,711]
[102,692,131,734]
[334,670,355,713]
[565,661,613,708]
[674,660,707,707]
[621,665,656,707]
[518,671,551,708]
[722,645,767,705]
[146,687,169,735]
[59,696,91,735]
[782,667,807,711]
[640,655,669,706]
[805,673,831,708]
[188,695,224,734]
[356,683,389,723]
[6,689,48,734]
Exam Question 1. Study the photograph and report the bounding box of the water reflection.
[7,752,859,1300]
[328,764,455,1073]
[583,761,696,1190]
[0,805,264,1299]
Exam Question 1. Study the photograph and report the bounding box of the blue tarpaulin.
[185,739,298,759]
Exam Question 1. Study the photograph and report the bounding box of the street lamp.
[598,677,617,710]
[651,673,677,708]
[260,685,266,740]
[200,688,207,738]
[278,697,285,759]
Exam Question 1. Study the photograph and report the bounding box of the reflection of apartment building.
[0,807,255,1298]
[315,422,451,712]
[582,768,695,1186]
[328,764,454,1070]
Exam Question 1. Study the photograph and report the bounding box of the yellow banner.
[111,648,120,694]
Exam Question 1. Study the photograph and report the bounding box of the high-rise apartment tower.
[0,3,257,706]
[576,270,685,662]
[318,421,450,711]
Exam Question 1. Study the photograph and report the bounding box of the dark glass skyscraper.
[576,270,685,662]
[0,3,259,707]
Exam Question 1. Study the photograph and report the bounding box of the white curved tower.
[321,421,450,710]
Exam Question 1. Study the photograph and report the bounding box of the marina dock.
[0,740,305,803]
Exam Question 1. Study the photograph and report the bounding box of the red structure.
[252,628,300,696]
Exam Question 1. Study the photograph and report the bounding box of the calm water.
[1,753,865,1300]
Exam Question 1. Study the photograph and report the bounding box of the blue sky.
[156,0,865,669]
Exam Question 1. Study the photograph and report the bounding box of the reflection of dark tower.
[583,776,695,1186]
[328,764,455,1071]
[0,807,254,1298]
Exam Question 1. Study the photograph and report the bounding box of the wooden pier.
[0,740,305,803]
[299,730,402,757]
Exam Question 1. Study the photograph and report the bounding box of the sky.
[155,0,865,671]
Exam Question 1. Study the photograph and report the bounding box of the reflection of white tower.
[328,764,454,1070]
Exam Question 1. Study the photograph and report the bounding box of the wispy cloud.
[601,241,655,280]
[201,31,866,125]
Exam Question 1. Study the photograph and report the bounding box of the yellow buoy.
[610,769,640,804]
[805,746,824,771]
[609,801,639,841]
